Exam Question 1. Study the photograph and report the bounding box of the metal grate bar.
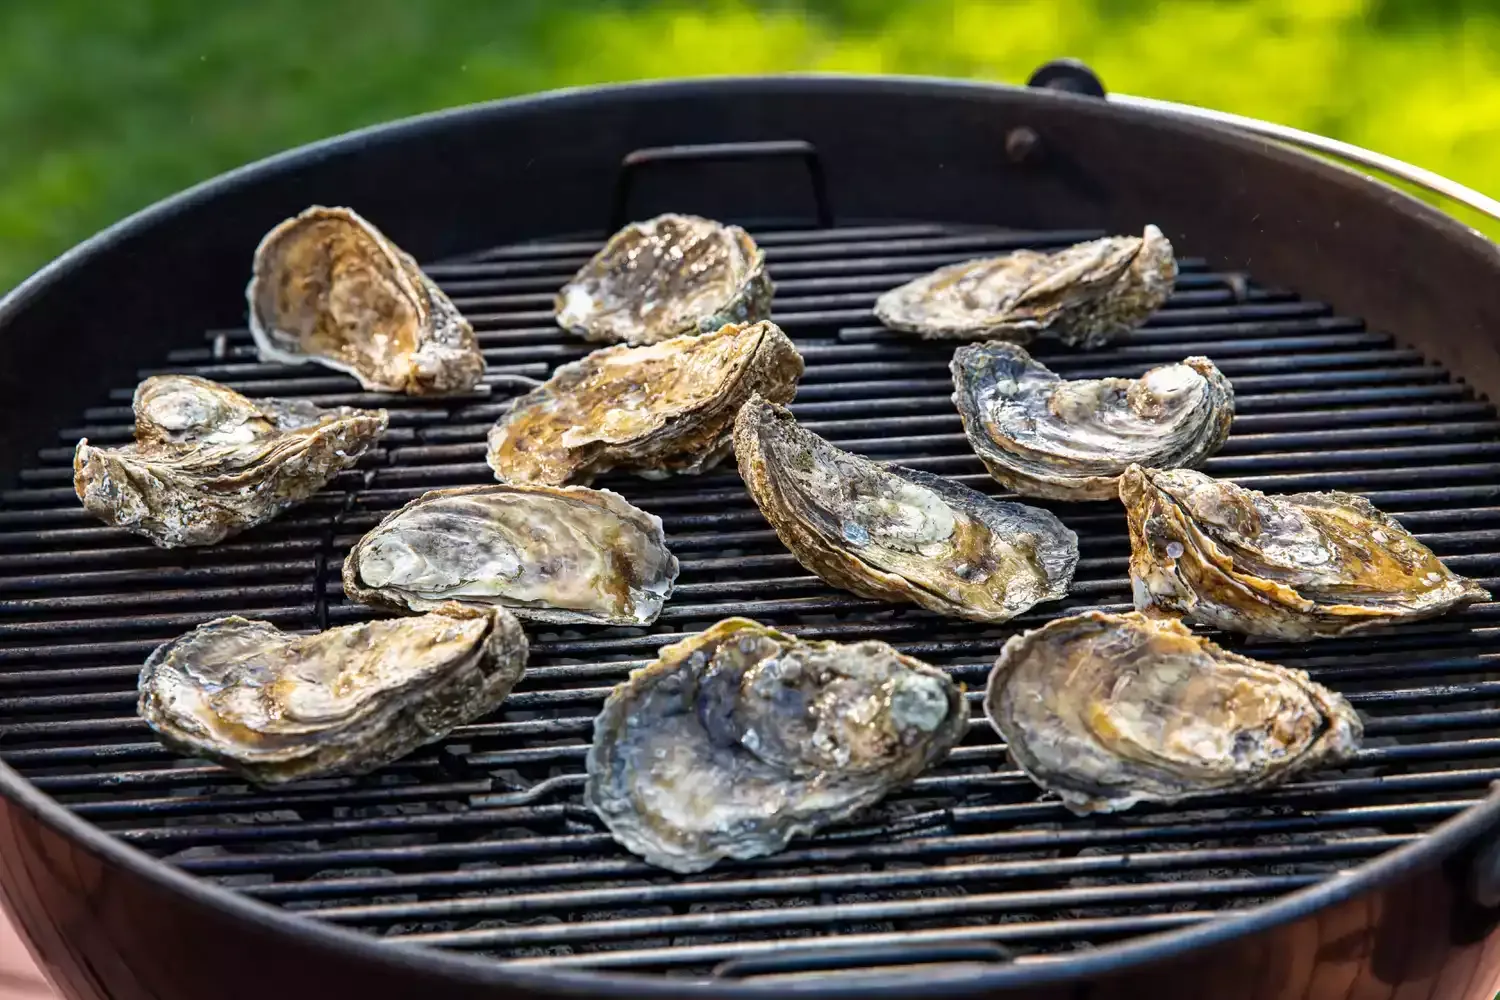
[309,839,1406,926]
[395,876,1325,950]
[173,799,1465,882]
[229,819,1447,903]
[3,221,1500,975]
[502,913,1214,971]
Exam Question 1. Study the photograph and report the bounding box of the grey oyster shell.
[343,483,679,626]
[874,226,1176,348]
[587,617,968,872]
[73,374,387,548]
[951,341,1233,500]
[487,320,803,486]
[248,206,485,395]
[556,214,773,345]
[984,611,1362,814]
[139,603,527,786]
[734,394,1077,623]
[1122,465,1491,639]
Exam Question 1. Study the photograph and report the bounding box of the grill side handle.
[609,139,834,231]
[713,941,1015,984]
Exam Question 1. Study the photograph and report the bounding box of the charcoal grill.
[1,61,1500,1000]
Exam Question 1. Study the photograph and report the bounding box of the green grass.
[2,0,1498,293]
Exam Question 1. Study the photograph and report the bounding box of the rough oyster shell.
[1122,465,1491,639]
[556,214,773,345]
[952,341,1233,500]
[343,483,679,626]
[74,375,387,548]
[486,320,803,486]
[139,603,527,786]
[734,394,1077,622]
[247,206,485,395]
[984,610,1362,814]
[875,226,1176,348]
[587,617,968,872]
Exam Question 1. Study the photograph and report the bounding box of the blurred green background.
[3,0,1497,293]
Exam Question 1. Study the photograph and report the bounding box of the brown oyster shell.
[556,214,773,345]
[486,320,803,486]
[586,617,968,872]
[74,375,387,548]
[139,603,527,786]
[733,394,1077,622]
[985,611,1362,814]
[343,483,679,626]
[1121,465,1490,639]
[874,226,1176,348]
[247,206,485,395]
[951,341,1234,500]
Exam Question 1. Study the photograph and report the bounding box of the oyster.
[951,341,1233,501]
[343,483,678,626]
[487,320,803,486]
[734,394,1077,622]
[247,206,485,395]
[556,214,773,345]
[139,604,527,786]
[984,610,1362,814]
[874,226,1177,348]
[587,618,968,872]
[1122,465,1491,639]
[74,375,387,548]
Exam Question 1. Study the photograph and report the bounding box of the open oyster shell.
[875,226,1176,348]
[74,375,387,548]
[139,604,527,786]
[487,320,803,486]
[556,214,773,345]
[984,611,1361,814]
[952,342,1233,500]
[734,394,1077,622]
[343,483,679,626]
[1122,465,1491,639]
[247,206,485,395]
[587,618,968,872]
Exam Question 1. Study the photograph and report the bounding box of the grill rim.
[4,72,1500,996]
[1,760,1496,997]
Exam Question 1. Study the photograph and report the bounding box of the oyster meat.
[587,618,968,872]
[734,394,1077,622]
[556,214,773,345]
[951,341,1233,500]
[248,206,485,395]
[985,610,1362,814]
[487,320,803,486]
[139,604,527,786]
[74,375,387,548]
[1122,465,1491,639]
[343,483,679,626]
[875,226,1177,348]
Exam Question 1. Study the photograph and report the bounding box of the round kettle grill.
[0,60,1498,999]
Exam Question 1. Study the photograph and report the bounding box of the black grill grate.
[3,221,1500,977]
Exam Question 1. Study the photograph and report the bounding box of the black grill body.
[1,74,1499,1000]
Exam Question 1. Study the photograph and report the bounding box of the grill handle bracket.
[1027,58,1108,98]
[609,139,834,231]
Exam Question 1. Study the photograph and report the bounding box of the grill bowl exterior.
[1,72,1499,999]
